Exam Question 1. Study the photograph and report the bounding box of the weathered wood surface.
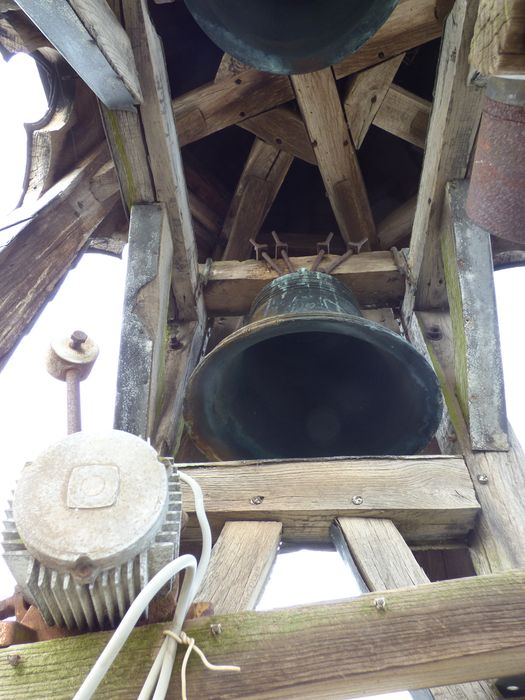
[240,107,316,164]
[114,204,173,439]
[0,143,118,370]
[178,456,479,545]
[122,0,202,321]
[194,522,282,614]
[15,0,141,109]
[470,0,525,77]
[292,68,375,248]
[333,518,497,699]
[378,196,417,249]
[344,55,405,149]
[407,311,525,575]
[1,570,523,699]
[374,85,431,149]
[222,139,293,261]
[171,0,445,147]
[202,251,405,316]
[404,0,484,315]
[441,180,508,451]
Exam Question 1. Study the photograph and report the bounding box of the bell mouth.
[184,0,400,74]
[184,312,442,460]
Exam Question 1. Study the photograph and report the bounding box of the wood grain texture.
[222,138,293,260]
[408,310,525,575]
[2,570,523,699]
[0,143,117,370]
[178,456,479,545]
[404,0,484,314]
[378,195,417,249]
[201,251,405,316]
[470,0,525,77]
[122,0,202,321]
[344,55,405,149]
[194,521,282,614]
[333,517,499,699]
[373,85,431,149]
[240,107,316,164]
[292,68,376,248]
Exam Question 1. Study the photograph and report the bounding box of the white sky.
[0,49,523,700]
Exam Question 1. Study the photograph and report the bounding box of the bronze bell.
[184,270,442,460]
[183,0,400,75]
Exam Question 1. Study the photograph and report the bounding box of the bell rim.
[184,311,443,461]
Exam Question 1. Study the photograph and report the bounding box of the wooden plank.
[201,251,404,316]
[332,517,498,699]
[403,0,484,315]
[292,68,376,248]
[15,0,141,109]
[406,310,525,574]
[344,55,405,149]
[178,456,479,545]
[470,0,525,77]
[114,204,173,439]
[194,521,282,614]
[122,0,202,321]
[378,195,417,249]
[373,85,431,149]
[2,570,524,699]
[441,180,508,450]
[171,0,445,148]
[222,138,293,261]
[0,143,118,370]
[240,107,316,165]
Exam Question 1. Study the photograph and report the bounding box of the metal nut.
[352,495,363,505]
[477,474,489,484]
[250,495,264,506]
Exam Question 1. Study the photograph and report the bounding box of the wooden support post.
[0,143,118,370]
[200,251,405,316]
[406,311,525,574]
[441,180,508,451]
[179,456,479,546]
[332,518,498,699]
[292,68,376,249]
[14,0,142,110]
[470,0,525,78]
[403,0,484,316]
[222,139,293,261]
[3,570,524,699]
[194,521,282,614]
[344,54,405,149]
[373,85,431,150]
[114,204,173,439]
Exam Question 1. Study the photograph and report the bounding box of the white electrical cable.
[72,469,212,700]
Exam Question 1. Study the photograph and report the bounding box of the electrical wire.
[72,469,212,700]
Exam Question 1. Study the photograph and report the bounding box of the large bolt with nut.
[46,331,99,434]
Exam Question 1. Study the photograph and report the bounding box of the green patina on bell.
[184,269,442,460]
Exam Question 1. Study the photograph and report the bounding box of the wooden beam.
[201,251,405,316]
[441,180,508,451]
[333,518,498,699]
[178,456,479,545]
[378,195,417,249]
[470,0,525,77]
[240,107,316,165]
[373,85,431,150]
[0,143,118,370]
[122,0,202,321]
[403,0,484,315]
[3,570,524,699]
[406,310,525,574]
[222,139,293,261]
[344,54,405,149]
[15,0,142,109]
[292,68,376,248]
[172,0,445,148]
[194,521,282,614]
[114,204,173,439]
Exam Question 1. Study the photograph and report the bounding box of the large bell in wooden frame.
[183,0,400,75]
[184,270,442,460]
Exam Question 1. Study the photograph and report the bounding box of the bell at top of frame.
[183,270,442,461]
[183,0,400,75]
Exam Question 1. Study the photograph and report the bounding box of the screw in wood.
[250,495,264,505]
[352,495,363,505]
[374,597,387,611]
[477,474,489,484]
[7,654,21,667]
[210,623,222,637]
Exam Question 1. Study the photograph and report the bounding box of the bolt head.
[7,654,21,667]
[250,495,264,506]
[352,495,363,506]
[70,330,88,349]
[210,623,222,636]
[477,474,489,484]
[374,597,387,611]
